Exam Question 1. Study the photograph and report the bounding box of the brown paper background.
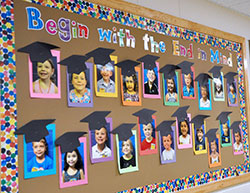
[15,1,244,193]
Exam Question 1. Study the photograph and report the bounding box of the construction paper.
[133,108,157,125]
[116,130,139,174]
[177,61,194,75]
[192,121,207,155]
[29,50,61,98]
[220,117,232,147]
[180,66,196,99]
[195,73,212,87]
[160,64,181,80]
[94,55,118,97]
[111,123,136,141]
[137,54,159,70]
[89,118,114,163]
[86,47,115,65]
[207,134,221,168]
[23,124,56,179]
[171,106,189,122]
[116,59,140,76]
[227,78,238,107]
[197,80,212,110]
[231,122,243,155]
[59,137,88,188]
[224,72,238,85]
[212,72,225,102]
[59,55,87,74]
[209,66,223,79]
[121,66,142,106]
[216,111,232,124]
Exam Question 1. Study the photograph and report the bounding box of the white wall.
[124,0,250,192]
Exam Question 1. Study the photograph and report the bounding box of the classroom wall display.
[1,0,249,193]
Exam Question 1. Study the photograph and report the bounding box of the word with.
[143,34,166,53]
[98,27,135,48]
[26,7,89,42]
[210,49,233,67]
[172,40,193,59]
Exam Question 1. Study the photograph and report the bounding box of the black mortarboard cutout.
[111,123,136,141]
[156,120,175,137]
[159,64,181,79]
[191,115,210,129]
[177,61,194,75]
[137,54,160,70]
[171,106,190,122]
[132,108,157,125]
[216,111,232,124]
[204,128,218,143]
[209,66,223,78]
[224,72,238,84]
[17,41,59,63]
[115,60,140,76]
[15,119,55,143]
[55,132,87,153]
[58,55,88,74]
[85,47,115,65]
[231,121,241,135]
[195,73,212,86]
[80,111,111,130]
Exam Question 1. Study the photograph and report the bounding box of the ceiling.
[208,0,250,18]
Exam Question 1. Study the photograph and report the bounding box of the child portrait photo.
[29,50,61,98]
[232,126,243,155]
[142,63,161,98]
[212,74,225,101]
[159,127,176,164]
[176,114,192,149]
[220,119,232,147]
[89,118,114,163]
[163,72,179,106]
[121,67,142,106]
[138,117,157,155]
[23,124,56,179]
[208,136,221,168]
[117,130,138,174]
[192,123,207,155]
[181,68,196,99]
[59,137,88,188]
[67,63,93,107]
[198,81,212,110]
[94,56,118,97]
[227,79,238,107]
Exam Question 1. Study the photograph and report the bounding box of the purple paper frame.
[227,78,238,107]
[176,113,192,149]
[89,117,114,163]
[29,50,61,98]
[58,137,88,188]
[232,126,244,155]
[159,126,176,164]
[66,62,93,107]
[142,62,161,99]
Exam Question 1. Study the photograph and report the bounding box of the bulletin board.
[1,0,250,193]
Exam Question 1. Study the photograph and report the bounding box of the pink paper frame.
[29,50,61,98]
[232,126,244,155]
[142,62,161,99]
[58,137,88,188]
[180,67,196,99]
[137,116,158,156]
[176,113,192,149]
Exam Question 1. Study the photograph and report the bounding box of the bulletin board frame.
[1,0,250,193]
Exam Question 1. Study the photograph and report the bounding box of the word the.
[26,7,89,42]
[98,27,135,48]
[143,34,166,53]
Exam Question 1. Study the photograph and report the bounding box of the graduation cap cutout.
[58,55,88,74]
[195,73,212,86]
[177,61,194,75]
[111,123,136,141]
[85,47,115,65]
[55,132,87,153]
[216,111,232,124]
[224,72,238,84]
[15,119,55,143]
[115,60,141,76]
[159,64,181,79]
[132,108,156,125]
[191,115,210,129]
[17,41,59,63]
[80,111,111,130]
[156,120,175,137]
[204,128,218,143]
[209,66,223,78]
[231,121,241,135]
[171,106,190,122]
[137,54,160,70]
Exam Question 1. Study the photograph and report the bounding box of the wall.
[124,0,250,192]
